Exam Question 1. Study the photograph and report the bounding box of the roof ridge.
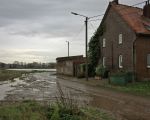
[111,2,142,11]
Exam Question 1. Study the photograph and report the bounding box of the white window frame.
[147,54,150,68]
[102,38,106,47]
[119,55,123,68]
[119,34,123,44]
[103,57,106,68]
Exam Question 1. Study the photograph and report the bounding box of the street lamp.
[71,12,89,81]
[66,41,70,57]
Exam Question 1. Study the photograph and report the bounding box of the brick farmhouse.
[99,0,150,80]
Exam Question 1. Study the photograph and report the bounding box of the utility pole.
[85,17,88,81]
[71,12,103,81]
[66,41,69,57]
[71,12,89,81]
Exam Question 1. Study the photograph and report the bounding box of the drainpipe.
[112,41,114,69]
[133,39,136,82]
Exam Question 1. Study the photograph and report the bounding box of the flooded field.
[7,69,56,72]
[0,71,91,106]
[0,72,57,101]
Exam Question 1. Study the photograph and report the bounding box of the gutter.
[136,33,150,37]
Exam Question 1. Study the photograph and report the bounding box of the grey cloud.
[0,0,144,63]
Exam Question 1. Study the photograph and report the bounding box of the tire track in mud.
[58,78,150,120]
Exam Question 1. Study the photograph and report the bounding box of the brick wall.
[101,7,136,71]
[135,37,150,80]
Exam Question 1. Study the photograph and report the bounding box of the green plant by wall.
[88,24,106,76]
[95,64,106,77]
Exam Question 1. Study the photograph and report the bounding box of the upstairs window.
[147,54,150,68]
[103,38,106,47]
[103,57,106,68]
[119,34,123,44]
[119,55,123,68]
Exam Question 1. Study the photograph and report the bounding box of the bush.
[77,64,95,78]
[110,71,126,77]
[95,64,106,78]
[110,71,134,80]
[110,71,134,85]
[77,64,85,78]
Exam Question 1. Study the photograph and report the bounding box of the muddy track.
[58,78,150,120]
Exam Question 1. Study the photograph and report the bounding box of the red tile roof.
[111,3,150,35]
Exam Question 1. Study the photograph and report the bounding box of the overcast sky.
[0,0,145,63]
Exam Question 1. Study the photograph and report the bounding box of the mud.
[0,72,91,106]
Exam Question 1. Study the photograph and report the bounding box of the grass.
[65,76,150,97]
[81,108,115,120]
[0,101,48,120]
[0,69,50,82]
[0,70,29,82]
[103,81,150,97]
[0,101,116,120]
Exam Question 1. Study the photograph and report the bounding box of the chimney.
[143,0,150,19]
[112,0,119,5]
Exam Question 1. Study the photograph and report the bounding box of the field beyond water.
[0,70,29,81]
[0,69,54,82]
[0,101,115,120]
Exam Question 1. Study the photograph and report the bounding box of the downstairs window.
[147,54,150,68]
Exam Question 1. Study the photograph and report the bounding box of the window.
[147,54,150,68]
[119,34,123,44]
[119,55,123,68]
[102,38,106,47]
[103,57,106,68]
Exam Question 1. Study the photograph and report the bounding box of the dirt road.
[57,78,150,120]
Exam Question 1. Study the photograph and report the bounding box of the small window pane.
[103,57,106,67]
[119,34,123,44]
[103,38,106,47]
[147,54,150,68]
[119,55,123,68]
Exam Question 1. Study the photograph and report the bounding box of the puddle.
[0,83,13,100]
[0,72,57,101]
[0,77,28,100]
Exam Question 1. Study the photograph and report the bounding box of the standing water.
[0,69,57,101]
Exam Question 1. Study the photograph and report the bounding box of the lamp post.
[71,12,89,81]
[66,41,69,57]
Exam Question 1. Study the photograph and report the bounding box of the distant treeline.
[0,61,56,69]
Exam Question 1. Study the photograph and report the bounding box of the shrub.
[95,64,106,77]
[110,71,126,77]
[110,71,134,85]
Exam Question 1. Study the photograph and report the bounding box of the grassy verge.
[0,101,115,120]
[0,70,30,82]
[58,76,150,97]
[0,101,47,120]
[103,81,150,97]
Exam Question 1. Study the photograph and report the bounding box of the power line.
[89,14,105,19]
[88,0,147,20]
[89,19,102,22]
[132,1,146,7]
[89,22,96,31]
[72,23,85,41]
